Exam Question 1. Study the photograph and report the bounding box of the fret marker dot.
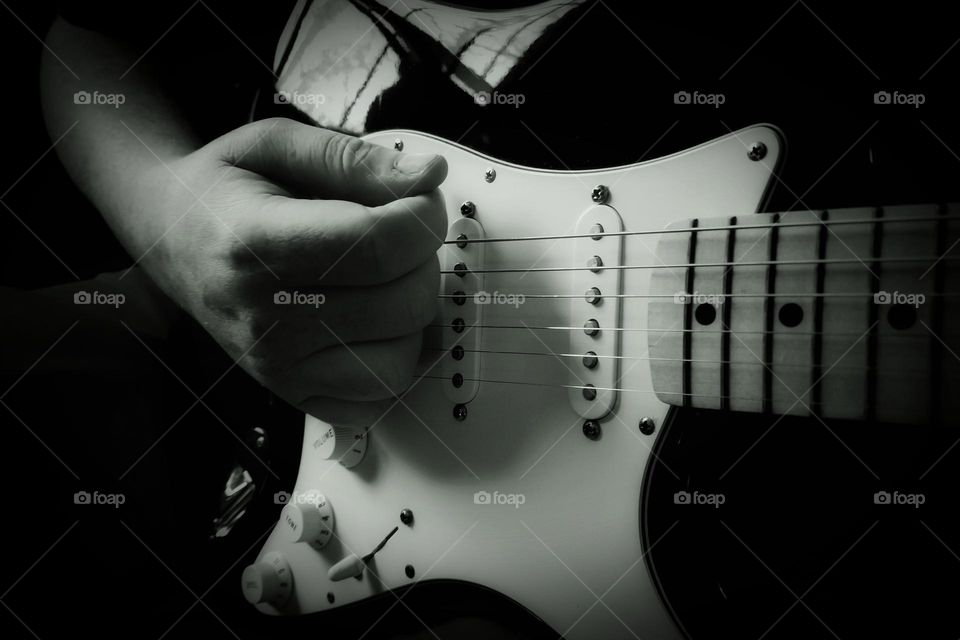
[694,303,716,326]
[887,304,916,330]
[778,303,804,328]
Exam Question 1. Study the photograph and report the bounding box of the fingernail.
[395,153,438,175]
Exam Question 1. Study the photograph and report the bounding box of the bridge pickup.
[568,205,624,419]
[439,217,485,404]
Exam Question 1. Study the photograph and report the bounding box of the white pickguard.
[249,125,782,639]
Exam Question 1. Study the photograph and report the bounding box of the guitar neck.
[647,204,960,426]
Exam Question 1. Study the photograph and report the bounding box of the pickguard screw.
[400,509,414,525]
[394,138,403,151]
[484,167,497,183]
[748,142,767,161]
[592,185,610,203]
[639,416,656,435]
[405,564,416,578]
[453,404,468,421]
[460,201,476,217]
[583,420,601,440]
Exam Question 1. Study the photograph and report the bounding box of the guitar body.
[246,125,783,639]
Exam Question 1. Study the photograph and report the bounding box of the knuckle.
[330,134,375,176]
[229,117,295,158]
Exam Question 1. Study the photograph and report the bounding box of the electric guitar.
[238,124,960,639]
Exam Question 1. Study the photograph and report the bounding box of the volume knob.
[305,415,368,468]
[242,551,292,606]
[280,492,334,548]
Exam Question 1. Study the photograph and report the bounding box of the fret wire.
[683,219,699,408]
[811,210,829,416]
[762,214,780,414]
[721,215,737,410]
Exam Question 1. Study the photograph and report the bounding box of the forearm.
[40,17,200,263]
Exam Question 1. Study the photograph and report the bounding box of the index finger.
[235,189,449,286]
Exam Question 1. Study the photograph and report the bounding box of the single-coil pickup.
[568,205,624,419]
[440,217,485,403]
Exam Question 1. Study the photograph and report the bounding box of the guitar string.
[441,213,960,246]
[417,347,934,373]
[411,374,925,400]
[426,323,953,339]
[440,255,960,276]
[422,215,957,389]
[436,292,960,300]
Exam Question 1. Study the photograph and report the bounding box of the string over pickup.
[439,217,486,404]
[568,205,624,419]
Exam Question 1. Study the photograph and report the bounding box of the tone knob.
[280,492,334,548]
[305,415,368,468]
[242,551,292,606]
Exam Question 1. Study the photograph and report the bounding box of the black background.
[2,2,960,639]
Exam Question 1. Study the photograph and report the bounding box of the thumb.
[218,118,448,206]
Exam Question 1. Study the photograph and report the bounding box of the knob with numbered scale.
[241,551,292,606]
[305,415,367,468]
[280,492,334,548]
